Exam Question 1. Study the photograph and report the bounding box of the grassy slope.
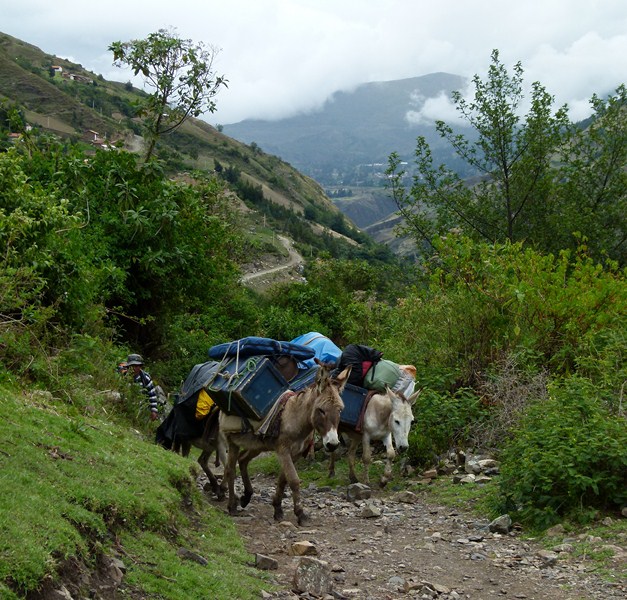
[0,385,272,599]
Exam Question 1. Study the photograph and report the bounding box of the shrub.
[408,387,487,467]
[498,376,627,529]
[467,353,549,450]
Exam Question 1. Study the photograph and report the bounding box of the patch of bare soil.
[204,471,626,600]
[240,235,305,292]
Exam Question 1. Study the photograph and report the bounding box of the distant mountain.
[223,73,470,186]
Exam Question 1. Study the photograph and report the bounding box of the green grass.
[0,385,273,599]
[247,448,412,490]
[409,476,501,517]
[540,519,627,585]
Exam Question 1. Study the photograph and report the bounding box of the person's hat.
[126,353,144,366]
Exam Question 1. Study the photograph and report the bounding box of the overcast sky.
[2,0,626,125]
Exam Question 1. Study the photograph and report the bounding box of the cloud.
[405,90,467,126]
[1,0,625,124]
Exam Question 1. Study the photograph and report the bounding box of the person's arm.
[141,371,159,418]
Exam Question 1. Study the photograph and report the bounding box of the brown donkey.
[220,361,350,525]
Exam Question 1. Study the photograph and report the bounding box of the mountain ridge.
[0,31,393,266]
[223,72,469,183]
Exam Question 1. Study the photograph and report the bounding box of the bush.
[407,387,487,467]
[498,376,627,529]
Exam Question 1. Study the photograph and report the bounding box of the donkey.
[329,387,420,487]
[220,361,350,525]
[174,408,227,500]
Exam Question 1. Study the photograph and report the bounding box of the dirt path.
[241,235,303,283]
[203,471,625,600]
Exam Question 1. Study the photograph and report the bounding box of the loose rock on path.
[203,471,626,600]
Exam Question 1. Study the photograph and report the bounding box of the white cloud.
[405,90,467,126]
[1,0,625,124]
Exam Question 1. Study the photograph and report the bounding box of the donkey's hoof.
[228,499,240,516]
[273,508,284,522]
[297,511,310,526]
[240,491,253,508]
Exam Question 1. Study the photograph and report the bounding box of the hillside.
[0,31,383,264]
[222,72,471,186]
[221,72,476,251]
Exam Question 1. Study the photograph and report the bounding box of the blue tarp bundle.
[289,332,342,369]
[208,336,315,362]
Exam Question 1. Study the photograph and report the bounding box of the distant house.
[63,72,93,84]
[84,130,101,143]
[73,74,93,84]
[50,65,63,74]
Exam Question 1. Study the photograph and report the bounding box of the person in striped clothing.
[126,353,159,421]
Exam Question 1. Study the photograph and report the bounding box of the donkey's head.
[387,388,420,453]
[311,361,350,452]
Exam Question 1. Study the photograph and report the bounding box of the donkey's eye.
[394,420,401,426]
[317,408,326,416]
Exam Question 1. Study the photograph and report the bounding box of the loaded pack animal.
[219,360,350,525]
[329,387,420,487]
[173,407,227,500]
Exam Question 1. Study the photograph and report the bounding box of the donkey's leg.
[328,448,337,478]
[238,449,259,508]
[272,469,288,523]
[277,451,307,525]
[215,431,227,469]
[360,433,373,486]
[175,439,191,457]
[224,437,240,515]
[380,432,396,487]
[346,437,360,484]
[198,449,222,499]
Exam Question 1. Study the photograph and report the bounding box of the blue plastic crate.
[288,368,367,427]
[289,366,320,392]
[340,383,368,427]
[206,356,289,420]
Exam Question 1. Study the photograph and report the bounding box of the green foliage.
[498,377,627,529]
[0,386,269,598]
[407,387,487,466]
[388,51,626,264]
[1,137,257,384]
[549,85,626,264]
[109,28,227,161]
[381,236,626,389]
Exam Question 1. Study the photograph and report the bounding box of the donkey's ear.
[335,365,351,391]
[407,389,421,406]
[315,363,330,389]
[383,385,393,399]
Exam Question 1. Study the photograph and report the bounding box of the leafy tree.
[109,29,227,161]
[387,50,626,263]
[550,85,626,263]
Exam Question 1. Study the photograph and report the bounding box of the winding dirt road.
[241,235,303,283]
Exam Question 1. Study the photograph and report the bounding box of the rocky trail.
[240,235,304,287]
[200,468,626,600]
